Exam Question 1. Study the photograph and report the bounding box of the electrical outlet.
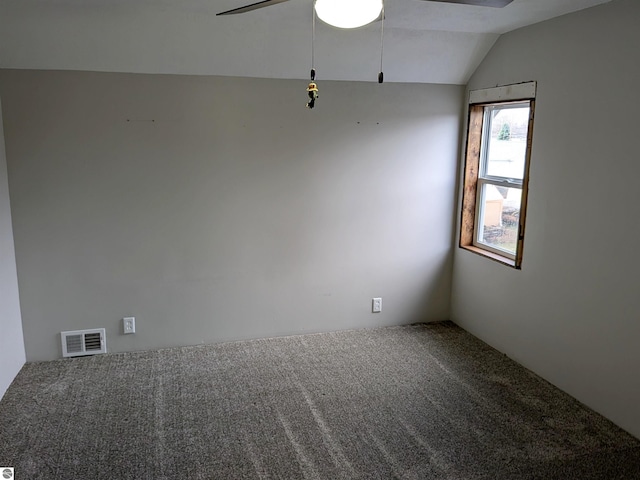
[123,317,136,334]
[372,298,382,313]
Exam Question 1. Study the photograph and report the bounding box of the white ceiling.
[0,0,611,84]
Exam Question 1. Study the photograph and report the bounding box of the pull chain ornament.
[306,68,319,109]
[306,4,319,109]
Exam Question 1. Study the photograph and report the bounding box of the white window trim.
[472,101,529,260]
[469,81,537,105]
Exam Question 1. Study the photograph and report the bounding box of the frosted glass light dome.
[315,0,383,29]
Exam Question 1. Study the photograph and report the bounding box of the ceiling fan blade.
[425,0,514,7]
[217,0,291,16]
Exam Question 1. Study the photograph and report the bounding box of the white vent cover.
[61,328,107,358]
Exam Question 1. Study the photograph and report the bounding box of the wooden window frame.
[460,83,536,269]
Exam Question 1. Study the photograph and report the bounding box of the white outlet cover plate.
[372,298,382,313]
[123,317,136,334]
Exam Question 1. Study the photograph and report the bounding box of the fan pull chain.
[307,1,319,108]
[311,0,316,79]
[378,2,385,83]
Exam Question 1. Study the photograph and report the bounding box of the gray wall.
[451,0,640,438]
[0,70,462,362]
[0,98,25,399]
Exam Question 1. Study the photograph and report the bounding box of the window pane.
[478,184,522,255]
[484,104,530,180]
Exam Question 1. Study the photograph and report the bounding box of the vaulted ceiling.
[0,0,611,84]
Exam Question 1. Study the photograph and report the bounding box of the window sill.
[459,245,518,269]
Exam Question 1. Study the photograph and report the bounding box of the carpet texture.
[1,321,639,479]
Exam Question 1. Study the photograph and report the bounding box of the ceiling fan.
[216,0,514,102]
[217,0,515,18]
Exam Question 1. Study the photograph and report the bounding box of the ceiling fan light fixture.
[315,0,383,29]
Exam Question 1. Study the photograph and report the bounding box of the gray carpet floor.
[1,321,640,479]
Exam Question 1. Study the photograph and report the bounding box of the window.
[460,83,536,268]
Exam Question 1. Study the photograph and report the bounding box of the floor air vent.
[61,328,107,358]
